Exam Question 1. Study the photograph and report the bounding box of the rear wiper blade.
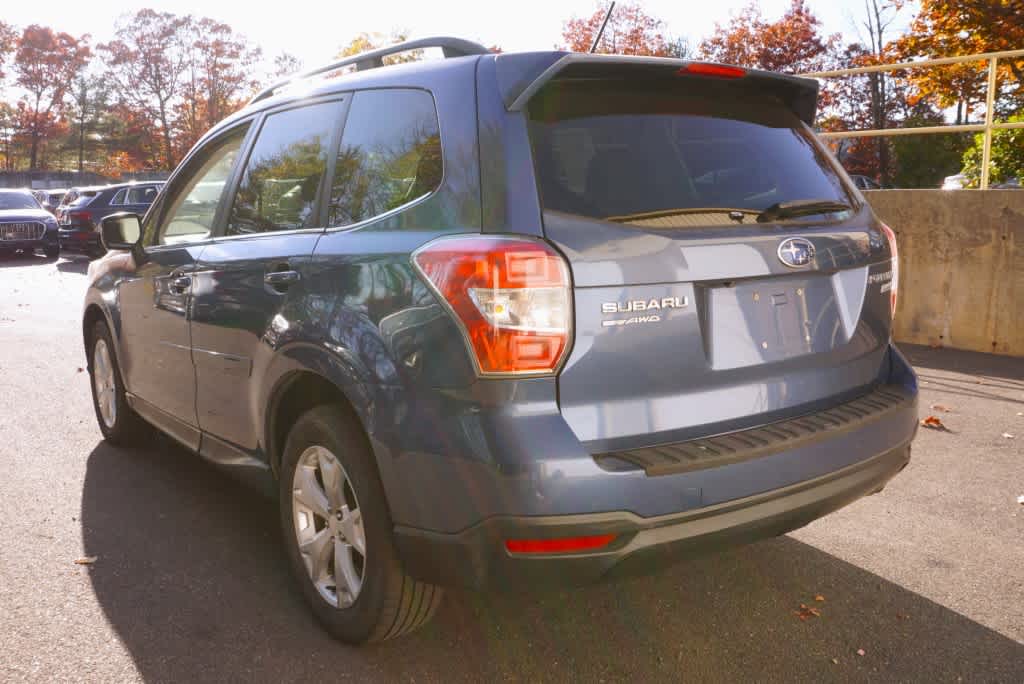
[756,200,851,223]
[607,207,760,223]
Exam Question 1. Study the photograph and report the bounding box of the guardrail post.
[981,56,998,190]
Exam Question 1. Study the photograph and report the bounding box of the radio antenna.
[589,1,616,53]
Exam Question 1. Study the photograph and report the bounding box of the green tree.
[960,113,1024,187]
[891,125,971,188]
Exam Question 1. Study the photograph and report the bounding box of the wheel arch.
[260,345,382,477]
[82,303,106,351]
[266,371,353,472]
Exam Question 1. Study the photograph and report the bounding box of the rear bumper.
[396,442,912,590]
[392,345,918,590]
[59,229,101,255]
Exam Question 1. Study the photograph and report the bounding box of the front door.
[118,126,251,448]
[188,99,345,454]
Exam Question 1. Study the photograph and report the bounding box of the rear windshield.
[528,80,852,225]
[65,190,99,208]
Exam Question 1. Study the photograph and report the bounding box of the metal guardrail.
[803,48,1024,189]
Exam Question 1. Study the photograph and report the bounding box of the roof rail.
[250,36,490,105]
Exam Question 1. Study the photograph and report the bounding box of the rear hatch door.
[525,70,896,453]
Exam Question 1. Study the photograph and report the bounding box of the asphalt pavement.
[1,252,1022,683]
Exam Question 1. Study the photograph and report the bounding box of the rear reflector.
[678,63,746,79]
[505,534,616,554]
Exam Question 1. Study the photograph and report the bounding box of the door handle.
[264,270,301,288]
[170,276,192,293]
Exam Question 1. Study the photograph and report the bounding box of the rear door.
[526,77,896,452]
[188,98,346,455]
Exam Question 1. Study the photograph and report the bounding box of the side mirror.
[100,213,141,251]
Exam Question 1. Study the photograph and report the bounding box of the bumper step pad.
[595,386,913,476]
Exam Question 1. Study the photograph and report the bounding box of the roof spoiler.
[495,52,820,125]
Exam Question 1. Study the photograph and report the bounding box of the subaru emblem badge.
[777,237,815,268]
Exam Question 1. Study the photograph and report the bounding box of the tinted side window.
[227,101,340,235]
[144,127,247,248]
[127,185,158,204]
[328,89,442,228]
[110,189,127,205]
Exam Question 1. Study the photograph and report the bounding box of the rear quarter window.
[327,89,442,228]
[528,80,852,226]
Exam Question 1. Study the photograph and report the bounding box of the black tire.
[279,404,443,643]
[44,246,60,259]
[87,320,150,445]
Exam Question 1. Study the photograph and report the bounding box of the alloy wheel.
[291,445,366,608]
[92,338,117,429]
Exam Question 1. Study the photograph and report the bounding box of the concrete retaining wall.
[865,189,1023,357]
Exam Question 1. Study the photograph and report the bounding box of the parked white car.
[941,173,967,190]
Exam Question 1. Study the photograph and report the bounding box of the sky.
[3,0,913,76]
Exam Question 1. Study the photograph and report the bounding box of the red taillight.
[70,211,93,228]
[678,63,746,79]
[413,236,572,376]
[505,534,616,554]
[879,223,899,319]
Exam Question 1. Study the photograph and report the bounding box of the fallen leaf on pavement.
[921,415,947,430]
[831,658,839,665]
[856,648,866,657]
[73,556,97,565]
[794,604,822,621]
[1017,495,1024,506]
[1002,433,1015,439]
[930,404,952,412]
[814,595,826,602]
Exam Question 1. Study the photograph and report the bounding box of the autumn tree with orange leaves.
[100,10,192,169]
[561,2,686,57]
[699,0,839,74]
[12,25,90,169]
[177,18,262,153]
[101,11,192,167]
[894,0,1024,123]
[0,21,16,81]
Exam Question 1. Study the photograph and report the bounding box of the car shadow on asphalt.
[0,252,58,269]
[80,440,1024,683]
[56,258,90,275]
[903,343,1024,407]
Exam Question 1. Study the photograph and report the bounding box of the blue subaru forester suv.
[82,38,917,643]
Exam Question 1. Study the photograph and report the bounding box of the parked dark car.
[58,181,163,258]
[0,188,60,259]
[81,38,918,644]
[32,188,68,214]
